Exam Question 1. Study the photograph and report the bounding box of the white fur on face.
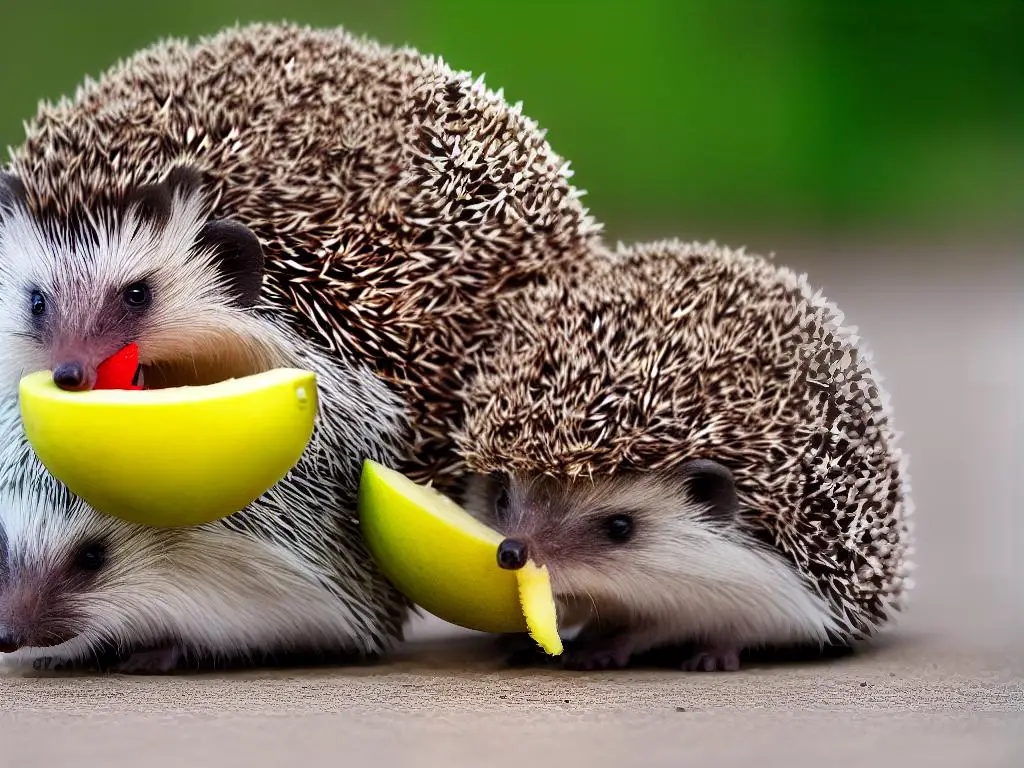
[0,488,166,665]
[0,186,290,391]
[0,487,379,671]
[464,472,841,654]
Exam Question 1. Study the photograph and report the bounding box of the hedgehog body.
[0,22,600,671]
[3,20,601,485]
[456,240,914,669]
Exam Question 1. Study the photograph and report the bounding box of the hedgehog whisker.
[580,587,601,625]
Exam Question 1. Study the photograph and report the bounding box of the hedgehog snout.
[0,592,30,652]
[52,361,89,391]
[50,337,116,392]
[0,581,76,651]
[497,538,529,570]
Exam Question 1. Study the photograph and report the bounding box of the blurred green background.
[1,0,1020,241]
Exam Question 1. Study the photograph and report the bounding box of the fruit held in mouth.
[19,368,318,527]
[357,459,564,655]
[517,562,561,654]
[94,342,142,390]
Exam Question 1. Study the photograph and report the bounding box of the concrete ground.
[2,237,1022,767]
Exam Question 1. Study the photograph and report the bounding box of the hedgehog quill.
[457,240,914,671]
[0,21,599,672]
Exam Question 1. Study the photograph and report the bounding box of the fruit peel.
[19,368,318,528]
[357,459,563,654]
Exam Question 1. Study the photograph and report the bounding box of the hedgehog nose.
[0,634,22,654]
[52,362,87,391]
[497,538,529,570]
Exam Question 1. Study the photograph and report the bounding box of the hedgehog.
[455,239,914,671]
[0,21,601,672]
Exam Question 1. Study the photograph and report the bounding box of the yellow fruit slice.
[357,459,563,654]
[517,562,563,656]
[19,368,318,528]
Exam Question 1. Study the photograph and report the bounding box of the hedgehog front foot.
[498,632,556,667]
[681,645,741,672]
[113,646,187,675]
[562,634,636,671]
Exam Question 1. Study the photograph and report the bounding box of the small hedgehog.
[456,240,914,671]
[0,22,599,672]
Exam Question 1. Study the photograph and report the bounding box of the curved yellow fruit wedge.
[517,562,562,655]
[357,459,563,655]
[19,368,318,528]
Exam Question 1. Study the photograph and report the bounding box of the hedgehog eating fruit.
[0,21,600,672]
[456,240,914,671]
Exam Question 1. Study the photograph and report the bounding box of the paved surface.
[2,238,1022,767]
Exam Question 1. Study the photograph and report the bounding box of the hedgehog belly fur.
[552,524,842,653]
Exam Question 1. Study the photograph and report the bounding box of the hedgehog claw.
[682,646,741,672]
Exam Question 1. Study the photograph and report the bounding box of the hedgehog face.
[0,165,271,392]
[0,488,178,663]
[466,459,740,613]
[0,484,385,670]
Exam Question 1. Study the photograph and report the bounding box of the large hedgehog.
[0,22,600,672]
[457,240,914,671]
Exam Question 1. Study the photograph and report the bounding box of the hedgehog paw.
[562,637,635,671]
[113,646,186,675]
[499,633,556,668]
[682,646,741,672]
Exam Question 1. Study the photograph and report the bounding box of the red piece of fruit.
[94,343,143,390]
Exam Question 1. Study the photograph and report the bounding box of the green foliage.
[1,0,1020,235]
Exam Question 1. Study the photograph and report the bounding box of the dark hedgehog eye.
[122,281,152,309]
[73,541,107,572]
[603,514,634,543]
[30,289,46,316]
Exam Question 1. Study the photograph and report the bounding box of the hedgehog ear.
[0,172,28,221]
[126,165,207,230]
[196,219,265,308]
[124,182,173,230]
[677,459,738,522]
[163,165,205,200]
